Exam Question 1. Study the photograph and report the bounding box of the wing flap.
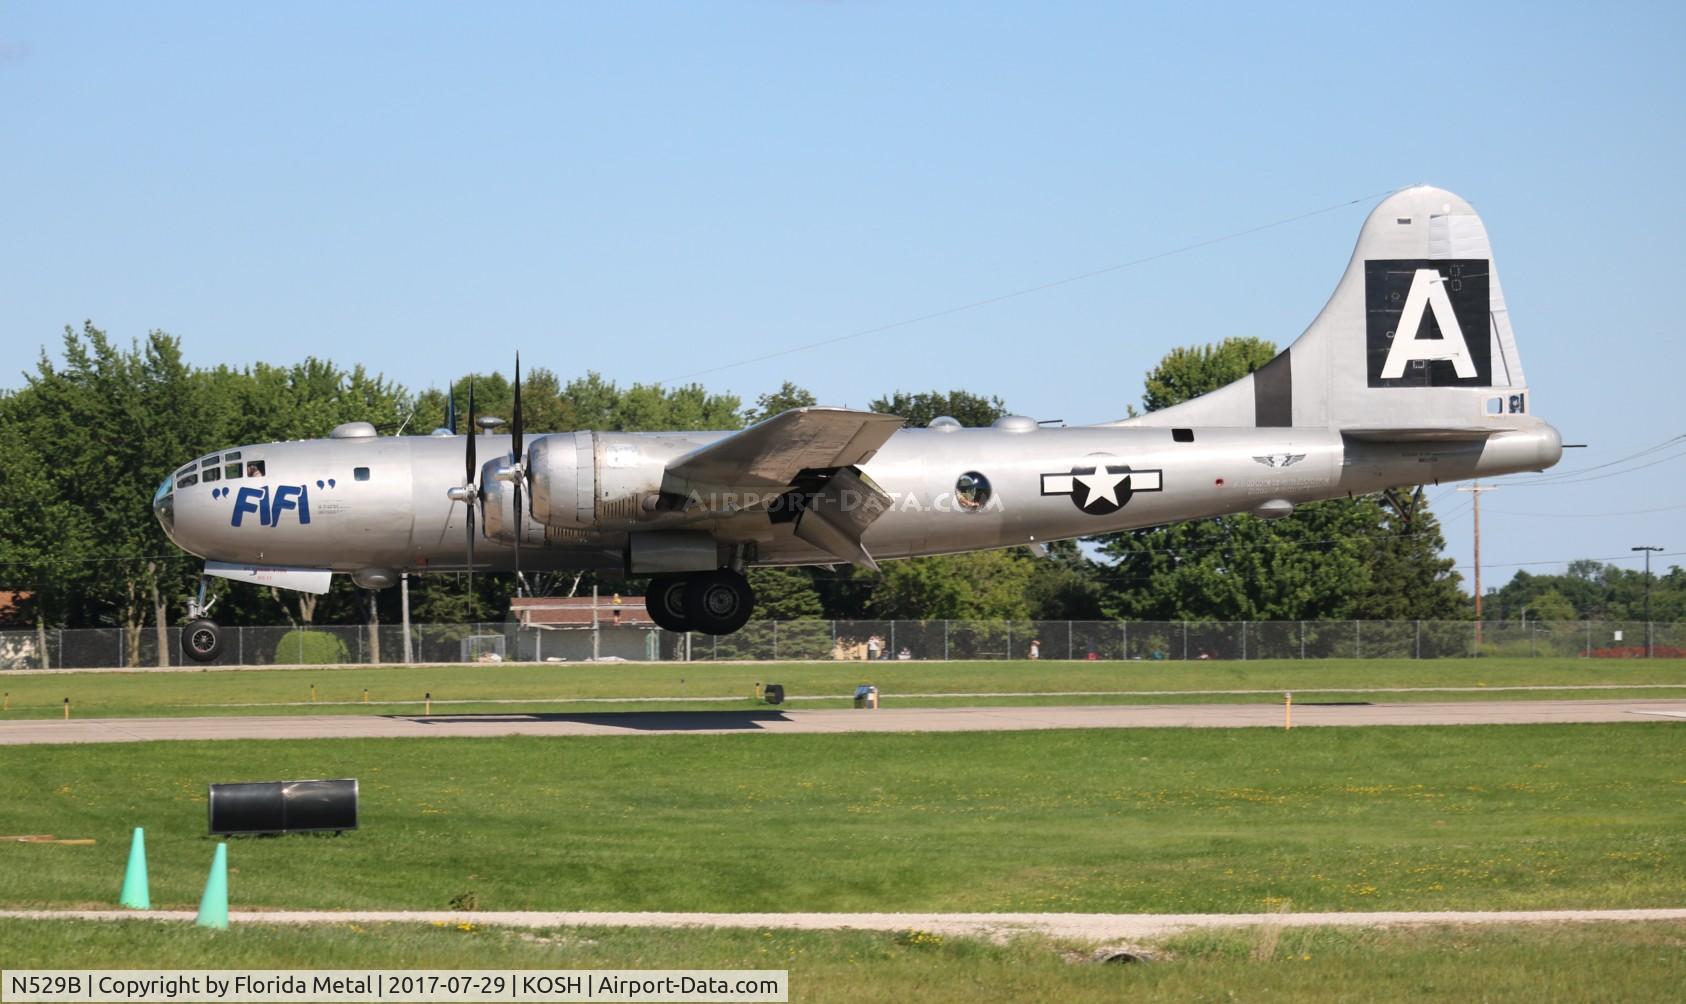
[666,407,904,490]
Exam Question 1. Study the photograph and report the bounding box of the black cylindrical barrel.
[208,779,358,835]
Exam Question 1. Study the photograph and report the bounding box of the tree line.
[7,323,1656,643]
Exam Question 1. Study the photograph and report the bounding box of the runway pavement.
[3,908,1683,941]
[1,699,1681,745]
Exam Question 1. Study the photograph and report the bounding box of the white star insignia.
[1073,468,1128,510]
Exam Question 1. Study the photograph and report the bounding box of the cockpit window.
[200,455,220,467]
[246,460,266,477]
[176,472,199,489]
[202,467,221,482]
[224,450,241,461]
[224,463,242,479]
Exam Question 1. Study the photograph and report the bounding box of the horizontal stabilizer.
[1341,427,1497,443]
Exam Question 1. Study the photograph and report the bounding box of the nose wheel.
[182,619,223,663]
[644,570,755,636]
[182,573,223,664]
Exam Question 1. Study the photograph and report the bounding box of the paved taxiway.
[1,699,1680,745]
[4,908,1684,941]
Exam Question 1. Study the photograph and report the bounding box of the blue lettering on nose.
[231,487,265,527]
[270,484,311,526]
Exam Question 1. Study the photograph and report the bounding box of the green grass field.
[3,724,1681,914]
[1,919,1682,1002]
[2,658,1683,719]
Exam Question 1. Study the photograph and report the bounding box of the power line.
[1481,500,1686,519]
[666,186,1404,382]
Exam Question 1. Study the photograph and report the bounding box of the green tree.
[869,389,1008,428]
[1096,336,1463,621]
[1525,589,1579,622]
[747,566,825,620]
[1141,337,1277,413]
[867,549,1039,620]
[746,381,817,424]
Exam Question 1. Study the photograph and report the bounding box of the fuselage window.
[246,460,266,478]
[202,467,221,483]
[224,463,242,479]
[955,471,991,510]
[354,467,371,482]
[176,472,199,489]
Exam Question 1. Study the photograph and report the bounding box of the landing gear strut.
[644,569,755,636]
[182,574,223,664]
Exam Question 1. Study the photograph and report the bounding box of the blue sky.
[2,1,1683,592]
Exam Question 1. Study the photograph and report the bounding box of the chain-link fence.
[1,620,1682,669]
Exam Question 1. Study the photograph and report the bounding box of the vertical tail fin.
[1117,185,1534,436]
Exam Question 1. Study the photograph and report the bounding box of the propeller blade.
[512,479,523,598]
[465,379,477,486]
[464,378,478,602]
[511,354,523,597]
[446,384,458,436]
[466,497,476,600]
[511,353,524,464]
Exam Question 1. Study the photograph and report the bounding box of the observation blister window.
[955,472,991,510]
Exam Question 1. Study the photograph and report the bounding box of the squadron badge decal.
[1041,465,1163,516]
[1252,453,1306,469]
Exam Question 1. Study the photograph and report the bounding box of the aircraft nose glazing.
[152,474,177,541]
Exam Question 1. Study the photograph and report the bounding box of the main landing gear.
[182,574,223,664]
[644,569,755,636]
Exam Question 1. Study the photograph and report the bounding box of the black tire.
[684,569,755,636]
[644,576,693,633]
[182,619,223,663]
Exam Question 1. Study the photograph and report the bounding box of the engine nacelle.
[527,432,596,529]
[479,457,550,547]
[527,431,700,530]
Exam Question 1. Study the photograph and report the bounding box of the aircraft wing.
[664,407,904,490]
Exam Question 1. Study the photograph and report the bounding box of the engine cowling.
[527,432,596,529]
[526,431,700,531]
[478,457,548,546]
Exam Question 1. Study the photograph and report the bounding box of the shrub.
[275,630,351,665]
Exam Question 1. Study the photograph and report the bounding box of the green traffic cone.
[195,843,229,929]
[118,827,149,910]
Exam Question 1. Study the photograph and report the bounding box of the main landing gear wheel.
[685,569,755,636]
[645,576,693,633]
[182,619,223,663]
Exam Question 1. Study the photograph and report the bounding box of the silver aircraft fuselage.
[155,418,1562,579]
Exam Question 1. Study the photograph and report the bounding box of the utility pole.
[1632,546,1663,659]
[1457,482,1497,647]
[400,573,414,664]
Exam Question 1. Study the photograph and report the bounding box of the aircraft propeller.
[502,354,526,596]
[445,379,479,595]
[444,360,532,600]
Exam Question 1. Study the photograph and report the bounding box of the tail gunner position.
[155,186,1560,661]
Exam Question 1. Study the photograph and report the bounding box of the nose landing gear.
[182,574,223,664]
[644,569,755,636]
